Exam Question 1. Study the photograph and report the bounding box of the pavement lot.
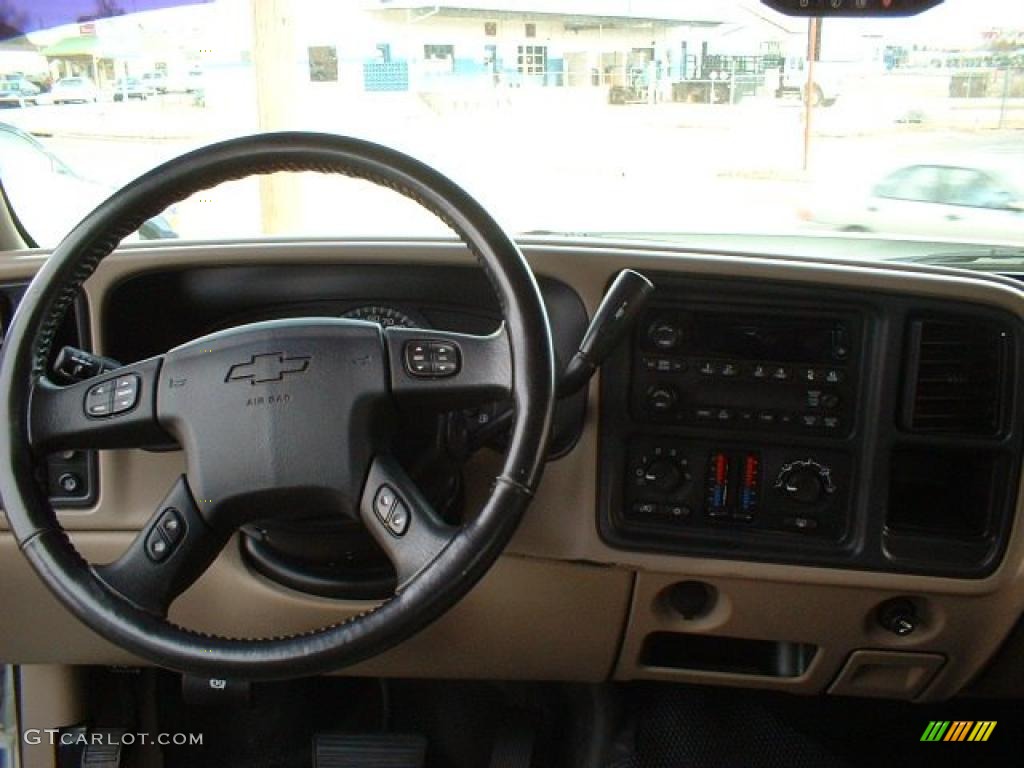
[1,87,1021,243]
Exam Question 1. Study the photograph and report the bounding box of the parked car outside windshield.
[801,163,1024,241]
[0,122,177,244]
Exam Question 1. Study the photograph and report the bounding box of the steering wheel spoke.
[30,356,172,452]
[94,476,228,617]
[359,454,457,589]
[384,325,511,409]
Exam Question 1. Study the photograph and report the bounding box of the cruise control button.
[146,529,170,562]
[409,360,432,375]
[112,394,137,414]
[85,379,115,418]
[87,399,112,416]
[108,375,140,414]
[404,341,433,376]
[430,341,456,358]
[387,501,410,536]
[88,382,113,398]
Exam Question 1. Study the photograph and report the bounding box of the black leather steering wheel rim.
[0,132,556,679]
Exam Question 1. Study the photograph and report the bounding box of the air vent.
[902,318,1008,435]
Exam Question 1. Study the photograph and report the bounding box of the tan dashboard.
[1,238,1023,702]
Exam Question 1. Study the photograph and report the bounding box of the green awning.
[42,36,103,58]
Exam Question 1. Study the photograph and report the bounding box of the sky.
[0,0,1022,43]
[0,0,207,36]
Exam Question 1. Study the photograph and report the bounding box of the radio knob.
[645,384,679,414]
[644,458,684,492]
[775,460,835,504]
[648,320,681,350]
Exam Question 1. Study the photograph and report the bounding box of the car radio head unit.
[631,308,858,437]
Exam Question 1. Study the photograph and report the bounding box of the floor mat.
[607,683,1024,768]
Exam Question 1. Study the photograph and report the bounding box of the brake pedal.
[313,733,426,768]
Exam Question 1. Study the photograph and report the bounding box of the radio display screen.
[687,313,844,364]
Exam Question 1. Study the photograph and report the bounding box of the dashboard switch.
[645,384,678,415]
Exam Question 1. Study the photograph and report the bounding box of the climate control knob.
[644,458,685,493]
[775,459,835,504]
[645,384,679,415]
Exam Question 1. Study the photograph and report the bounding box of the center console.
[599,274,1023,577]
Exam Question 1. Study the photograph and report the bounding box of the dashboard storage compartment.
[639,632,817,678]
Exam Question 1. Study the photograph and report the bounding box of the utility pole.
[802,16,820,172]
[252,0,302,234]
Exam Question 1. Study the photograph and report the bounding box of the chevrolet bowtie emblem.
[226,353,311,384]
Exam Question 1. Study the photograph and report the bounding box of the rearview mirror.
[762,0,942,17]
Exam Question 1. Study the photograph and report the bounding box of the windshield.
[0,0,1021,269]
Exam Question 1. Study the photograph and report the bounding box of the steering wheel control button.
[388,500,410,536]
[146,529,170,562]
[158,508,184,545]
[374,485,398,523]
[404,339,462,377]
[372,484,411,536]
[85,380,115,417]
[111,375,140,414]
[404,342,431,375]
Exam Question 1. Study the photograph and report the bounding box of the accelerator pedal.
[313,733,426,768]
[489,714,535,768]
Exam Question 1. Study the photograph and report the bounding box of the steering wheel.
[0,133,555,679]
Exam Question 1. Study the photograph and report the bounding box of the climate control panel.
[620,437,851,541]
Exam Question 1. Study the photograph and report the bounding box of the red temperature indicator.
[739,453,761,518]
